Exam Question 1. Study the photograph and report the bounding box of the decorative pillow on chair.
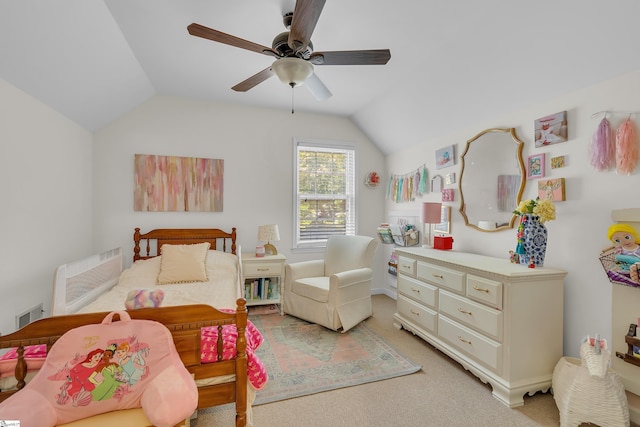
[124,289,165,310]
[157,242,210,284]
[0,311,198,427]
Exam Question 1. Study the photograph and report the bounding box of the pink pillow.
[0,311,197,427]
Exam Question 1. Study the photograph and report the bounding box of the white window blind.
[294,140,356,249]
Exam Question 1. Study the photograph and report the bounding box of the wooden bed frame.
[4,227,249,426]
[133,227,237,261]
[0,302,249,427]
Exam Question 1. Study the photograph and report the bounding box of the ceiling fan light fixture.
[272,57,313,87]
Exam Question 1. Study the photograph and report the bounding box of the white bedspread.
[79,250,241,314]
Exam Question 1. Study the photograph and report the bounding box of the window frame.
[292,138,357,252]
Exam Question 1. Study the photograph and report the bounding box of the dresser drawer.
[397,295,437,334]
[397,256,416,277]
[243,262,282,277]
[398,274,437,309]
[466,275,503,310]
[439,290,503,341]
[417,262,465,293]
[438,316,502,373]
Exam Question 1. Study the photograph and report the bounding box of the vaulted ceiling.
[2,0,640,154]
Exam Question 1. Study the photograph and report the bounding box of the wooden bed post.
[133,227,141,261]
[235,298,247,427]
[231,227,237,255]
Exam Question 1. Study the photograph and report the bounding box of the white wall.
[0,79,93,334]
[92,95,387,281]
[385,69,640,357]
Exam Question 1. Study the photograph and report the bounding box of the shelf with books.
[241,253,286,313]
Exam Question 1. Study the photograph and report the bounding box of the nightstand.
[242,253,286,314]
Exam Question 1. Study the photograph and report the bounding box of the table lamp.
[258,224,280,255]
[421,202,442,248]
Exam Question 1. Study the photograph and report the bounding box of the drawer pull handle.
[411,287,421,294]
[402,264,412,269]
[257,268,270,272]
[410,309,420,317]
[457,336,472,345]
[458,308,472,315]
[473,286,490,293]
[432,274,444,279]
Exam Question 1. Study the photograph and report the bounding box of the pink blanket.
[200,317,268,390]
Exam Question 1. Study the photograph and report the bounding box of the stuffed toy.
[0,311,197,427]
[124,289,165,310]
[607,223,640,283]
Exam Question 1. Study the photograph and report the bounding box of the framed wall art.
[526,153,545,180]
[535,111,568,147]
[134,154,224,212]
[538,178,566,201]
[442,188,454,202]
[551,155,566,169]
[435,145,455,169]
[445,173,456,185]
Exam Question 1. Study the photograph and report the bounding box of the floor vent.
[16,303,44,329]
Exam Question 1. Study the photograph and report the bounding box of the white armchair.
[283,235,379,332]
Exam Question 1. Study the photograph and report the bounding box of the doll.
[608,223,640,282]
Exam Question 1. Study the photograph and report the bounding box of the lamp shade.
[258,224,280,243]
[421,202,442,224]
[272,58,313,87]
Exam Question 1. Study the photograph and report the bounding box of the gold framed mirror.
[458,128,525,232]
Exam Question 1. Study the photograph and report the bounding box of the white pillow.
[157,242,210,284]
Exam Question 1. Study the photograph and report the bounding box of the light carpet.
[249,313,422,405]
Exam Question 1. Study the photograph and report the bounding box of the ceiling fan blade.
[188,23,279,57]
[288,0,326,53]
[310,49,391,66]
[305,73,332,101]
[232,66,275,92]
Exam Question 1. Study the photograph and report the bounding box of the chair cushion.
[291,277,330,303]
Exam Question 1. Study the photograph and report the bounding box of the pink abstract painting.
[134,154,224,212]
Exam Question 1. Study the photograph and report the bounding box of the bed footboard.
[0,301,248,427]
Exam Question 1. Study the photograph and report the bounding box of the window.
[293,139,356,250]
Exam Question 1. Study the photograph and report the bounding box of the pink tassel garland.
[590,117,615,171]
[616,117,639,175]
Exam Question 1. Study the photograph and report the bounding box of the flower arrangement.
[513,197,556,223]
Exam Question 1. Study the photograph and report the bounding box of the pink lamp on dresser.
[421,202,442,248]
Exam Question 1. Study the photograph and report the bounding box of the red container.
[433,235,453,250]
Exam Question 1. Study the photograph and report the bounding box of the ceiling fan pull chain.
[291,83,295,114]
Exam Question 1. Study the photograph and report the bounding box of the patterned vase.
[518,214,548,266]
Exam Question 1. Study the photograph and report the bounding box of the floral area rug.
[250,314,421,405]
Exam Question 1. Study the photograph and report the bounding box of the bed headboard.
[51,247,123,316]
[133,227,237,261]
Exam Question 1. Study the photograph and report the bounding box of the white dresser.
[393,247,566,407]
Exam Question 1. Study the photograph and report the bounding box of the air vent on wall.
[16,303,43,329]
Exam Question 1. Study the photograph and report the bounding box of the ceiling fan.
[187,0,391,102]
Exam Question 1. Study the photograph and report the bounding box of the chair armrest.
[285,260,325,281]
[330,268,373,289]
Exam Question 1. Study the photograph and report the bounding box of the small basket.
[599,249,640,288]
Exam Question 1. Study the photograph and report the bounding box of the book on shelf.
[377,225,394,244]
[244,277,278,300]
